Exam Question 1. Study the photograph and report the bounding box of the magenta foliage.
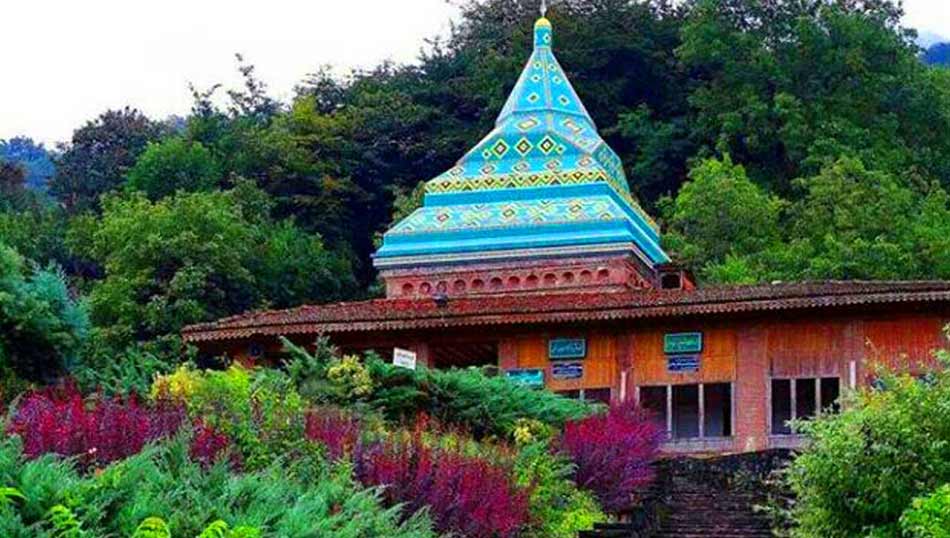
[354,434,529,538]
[8,382,185,467]
[559,401,662,513]
[304,407,361,460]
[189,421,235,468]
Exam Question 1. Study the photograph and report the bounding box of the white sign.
[393,348,417,370]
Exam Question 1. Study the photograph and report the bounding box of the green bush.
[784,348,950,537]
[152,365,310,470]
[0,435,435,538]
[900,484,950,538]
[0,242,89,383]
[282,338,595,438]
[513,441,605,538]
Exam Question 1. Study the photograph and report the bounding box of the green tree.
[661,155,783,282]
[0,208,70,268]
[677,0,950,193]
[50,108,165,213]
[126,137,221,199]
[770,157,950,282]
[0,243,89,382]
[71,188,353,348]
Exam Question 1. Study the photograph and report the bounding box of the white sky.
[1,0,948,146]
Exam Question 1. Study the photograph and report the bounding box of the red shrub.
[304,407,361,460]
[189,421,235,467]
[354,435,529,538]
[559,401,662,513]
[8,382,185,467]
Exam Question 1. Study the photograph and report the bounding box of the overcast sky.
[2,0,948,146]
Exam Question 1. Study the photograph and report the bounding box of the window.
[771,377,841,435]
[704,383,732,437]
[584,388,612,404]
[796,379,817,421]
[637,383,732,440]
[771,380,792,435]
[555,388,611,403]
[672,385,699,438]
[821,377,841,413]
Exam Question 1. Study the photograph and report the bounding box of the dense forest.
[3,0,950,381]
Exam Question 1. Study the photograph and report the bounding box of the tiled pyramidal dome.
[375,17,671,298]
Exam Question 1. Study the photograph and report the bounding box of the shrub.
[513,441,605,538]
[900,484,950,538]
[355,434,530,538]
[189,422,235,468]
[559,401,662,513]
[282,338,595,438]
[326,354,374,399]
[784,349,950,538]
[304,407,362,460]
[152,365,312,470]
[0,242,89,383]
[7,382,184,467]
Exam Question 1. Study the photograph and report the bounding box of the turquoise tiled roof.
[375,17,669,267]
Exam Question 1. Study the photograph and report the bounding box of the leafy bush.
[7,382,184,467]
[513,441,605,538]
[559,401,661,513]
[0,436,435,538]
[326,354,374,399]
[0,242,89,383]
[152,365,312,470]
[900,484,950,538]
[784,349,950,537]
[283,338,595,438]
[355,432,529,538]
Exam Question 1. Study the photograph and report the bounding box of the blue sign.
[552,362,584,380]
[549,338,587,360]
[506,369,545,388]
[668,355,700,373]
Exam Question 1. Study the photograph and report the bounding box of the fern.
[0,486,25,507]
[196,520,262,538]
[229,527,262,538]
[132,517,171,538]
[46,504,87,538]
[197,520,230,538]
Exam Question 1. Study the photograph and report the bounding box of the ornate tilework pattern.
[389,197,625,235]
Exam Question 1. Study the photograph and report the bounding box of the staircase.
[651,473,773,537]
[579,451,789,538]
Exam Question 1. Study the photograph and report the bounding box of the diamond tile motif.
[515,138,533,156]
[538,136,557,155]
[491,139,509,158]
[526,93,540,104]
